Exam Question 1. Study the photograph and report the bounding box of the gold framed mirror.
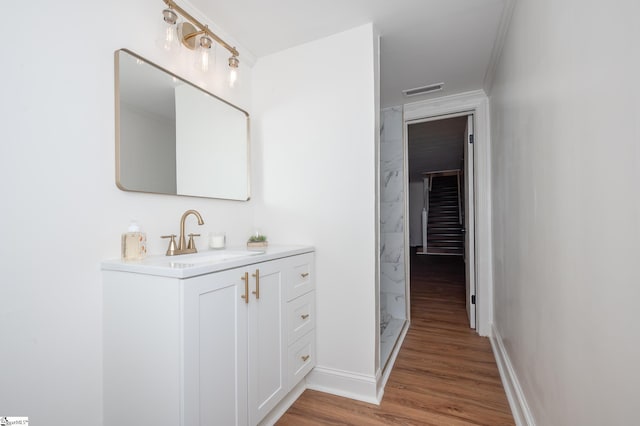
[115,49,250,200]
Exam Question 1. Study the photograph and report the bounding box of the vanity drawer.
[287,291,315,344]
[288,330,315,388]
[288,253,314,301]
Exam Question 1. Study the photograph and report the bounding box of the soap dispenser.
[121,221,147,261]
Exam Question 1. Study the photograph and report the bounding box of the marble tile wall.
[380,106,406,332]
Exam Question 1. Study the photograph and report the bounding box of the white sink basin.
[167,250,265,268]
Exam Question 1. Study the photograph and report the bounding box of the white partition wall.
[252,24,381,403]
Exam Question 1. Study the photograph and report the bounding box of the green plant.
[248,234,267,242]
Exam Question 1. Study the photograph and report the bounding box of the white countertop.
[101,245,314,279]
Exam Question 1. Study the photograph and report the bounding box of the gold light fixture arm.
[163,0,239,57]
[183,29,205,42]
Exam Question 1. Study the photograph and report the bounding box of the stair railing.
[456,170,462,225]
[421,176,430,253]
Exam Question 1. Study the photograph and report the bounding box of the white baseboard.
[306,366,380,405]
[490,324,536,426]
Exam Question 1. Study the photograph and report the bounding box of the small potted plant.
[247,233,268,249]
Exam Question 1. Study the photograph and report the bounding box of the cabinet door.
[183,268,248,426]
[247,259,287,425]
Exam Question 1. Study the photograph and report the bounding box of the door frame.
[402,90,492,336]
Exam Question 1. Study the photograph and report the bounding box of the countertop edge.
[101,245,315,279]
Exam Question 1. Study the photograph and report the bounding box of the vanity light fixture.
[161,0,240,86]
[196,31,214,72]
[161,7,179,51]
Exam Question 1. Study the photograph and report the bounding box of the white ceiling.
[189,0,509,107]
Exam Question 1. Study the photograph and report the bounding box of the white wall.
[0,1,255,424]
[489,0,640,424]
[120,102,177,193]
[174,84,248,199]
[252,24,380,396]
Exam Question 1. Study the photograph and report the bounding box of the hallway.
[277,254,514,425]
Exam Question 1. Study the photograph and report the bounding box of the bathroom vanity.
[102,246,315,426]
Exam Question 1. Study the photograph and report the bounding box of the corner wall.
[252,24,380,401]
[489,0,640,424]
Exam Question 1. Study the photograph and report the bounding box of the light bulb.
[161,8,179,52]
[228,54,239,88]
[199,49,210,72]
[229,68,238,87]
[196,35,213,73]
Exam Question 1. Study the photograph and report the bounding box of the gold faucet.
[162,209,205,256]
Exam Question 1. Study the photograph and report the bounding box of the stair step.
[428,242,463,247]
[428,234,463,238]
[429,198,459,203]
[429,201,458,206]
[428,241,463,245]
[428,229,463,234]
[430,198,458,202]
[429,198,458,203]
[427,247,463,252]
[425,248,463,256]
[428,221,461,226]
[429,207,459,212]
[429,206,459,211]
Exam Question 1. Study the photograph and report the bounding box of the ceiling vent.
[402,83,444,97]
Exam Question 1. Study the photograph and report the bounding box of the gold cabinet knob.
[301,355,310,362]
[301,314,310,320]
[300,272,309,278]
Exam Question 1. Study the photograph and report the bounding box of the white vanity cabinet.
[102,247,315,426]
[183,258,288,425]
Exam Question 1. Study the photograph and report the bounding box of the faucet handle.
[187,233,201,251]
[161,234,178,256]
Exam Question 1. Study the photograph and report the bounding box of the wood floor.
[277,253,514,425]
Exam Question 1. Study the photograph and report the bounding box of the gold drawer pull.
[301,355,310,362]
[252,269,260,299]
[300,272,309,278]
[301,314,310,320]
[240,272,249,304]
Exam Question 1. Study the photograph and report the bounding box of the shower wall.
[380,106,406,334]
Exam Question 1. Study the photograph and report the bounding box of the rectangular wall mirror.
[115,49,250,201]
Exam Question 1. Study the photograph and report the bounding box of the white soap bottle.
[121,221,147,261]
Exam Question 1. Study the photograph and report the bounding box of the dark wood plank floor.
[277,253,514,425]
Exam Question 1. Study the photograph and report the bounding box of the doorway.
[406,113,476,329]
[379,93,491,379]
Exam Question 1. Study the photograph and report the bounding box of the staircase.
[425,175,464,255]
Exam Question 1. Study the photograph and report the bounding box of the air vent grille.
[402,83,444,97]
